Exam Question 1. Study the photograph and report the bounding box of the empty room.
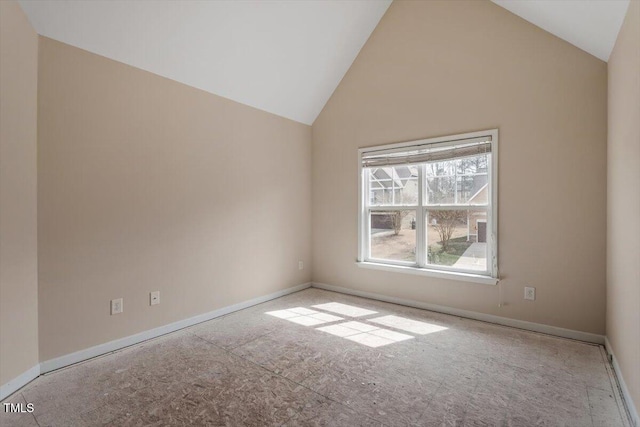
[1,0,638,425]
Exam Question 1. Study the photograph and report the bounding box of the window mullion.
[423,205,488,211]
[361,168,370,261]
[416,164,426,267]
[454,160,458,205]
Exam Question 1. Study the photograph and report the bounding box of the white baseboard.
[311,282,605,344]
[605,337,639,427]
[0,364,40,401]
[0,282,311,398]
[40,282,311,374]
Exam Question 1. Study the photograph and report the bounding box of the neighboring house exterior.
[369,166,418,206]
[466,184,488,243]
[368,165,488,240]
[370,166,418,231]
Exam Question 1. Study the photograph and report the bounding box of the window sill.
[356,261,499,285]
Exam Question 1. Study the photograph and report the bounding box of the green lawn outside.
[428,236,473,266]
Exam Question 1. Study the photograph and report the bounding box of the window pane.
[368,166,418,206]
[456,174,488,204]
[425,154,490,206]
[457,155,488,175]
[426,209,487,271]
[425,161,455,177]
[427,176,455,204]
[370,210,416,262]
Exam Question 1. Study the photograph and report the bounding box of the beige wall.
[0,1,40,385]
[2,0,622,385]
[37,37,312,361]
[312,0,607,334]
[607,0,640,415]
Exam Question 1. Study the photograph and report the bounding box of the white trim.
[0,364,40,401]
[357,261,498,285]
[311,282,604,344]
[368,205,419,211]
[605,337,639,427]
[40,282,311,374]
[2,282,311,399]
[416,164,425,268]
[357,156,365,262]
[489,134,499,277]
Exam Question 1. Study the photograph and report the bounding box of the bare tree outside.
[431,210,466,251]
[389,210,408,235]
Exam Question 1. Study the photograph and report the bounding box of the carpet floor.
[1,288,630,426]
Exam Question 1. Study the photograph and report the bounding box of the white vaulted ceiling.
[491,0,630,62]
[19,0,391,125]
[18,0,630,125]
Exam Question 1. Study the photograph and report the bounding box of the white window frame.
[357,129,499,285]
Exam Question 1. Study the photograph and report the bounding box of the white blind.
[362,135,492,168]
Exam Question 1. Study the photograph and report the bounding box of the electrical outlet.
[150,291,160,306]
[524,287,536,301]
[298,260,304,270]
[111,298,123,315]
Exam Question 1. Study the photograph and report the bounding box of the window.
[358,130,498,284]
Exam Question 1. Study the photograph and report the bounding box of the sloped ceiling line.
[19,0,629,125]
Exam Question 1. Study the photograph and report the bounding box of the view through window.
[359,130,498,278]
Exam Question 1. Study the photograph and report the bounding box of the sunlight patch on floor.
[369,315,448,335]
[265,304,446,348]
[311,302,378,317]
[265,308,343,326]
[317,321,413,347]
